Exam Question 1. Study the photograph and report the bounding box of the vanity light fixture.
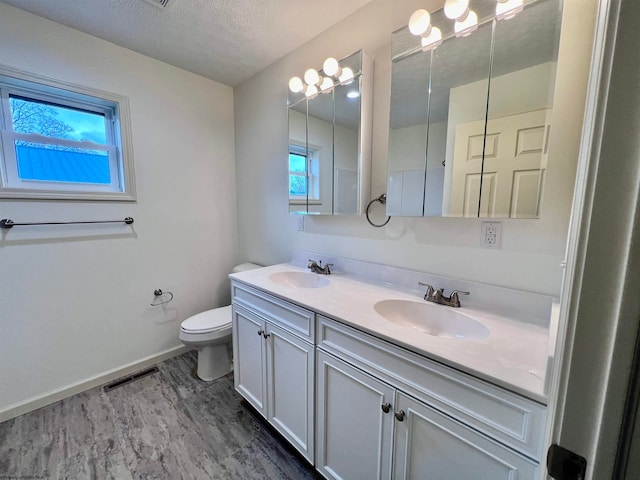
[304,84,319,98]
[319,76,334,92]
[421,27,443,50]
[443,0,469,20]
[453,9,478,36]
[338,67,354,84]
[322,57,341,77]
[289,57,357,96]
[408,9,443,51]
[408,0,523,47]
[444,0,478,36]
[408,9,432,37]
[304,68,321,87]
[496,0,524,20]
[288,76,304,94]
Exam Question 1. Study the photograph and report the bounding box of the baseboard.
[0,344,190,424]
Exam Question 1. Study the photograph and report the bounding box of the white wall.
[234,0,596,297]
[0,4,238,414]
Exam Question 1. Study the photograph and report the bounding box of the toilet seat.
[180,305,232,334]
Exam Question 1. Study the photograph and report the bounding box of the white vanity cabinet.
[316,315,544,480]
[230,274,548,480]
[231,281,315,463]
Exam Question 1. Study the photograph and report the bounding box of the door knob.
[263,332,270,339]
[395,410,406,421]
[381,403,392,413]
[257,329,263,336]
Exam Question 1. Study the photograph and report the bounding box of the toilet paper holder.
[151,289,174,306]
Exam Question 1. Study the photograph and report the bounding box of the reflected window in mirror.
[289,144,320,203]
[289,149,308,197]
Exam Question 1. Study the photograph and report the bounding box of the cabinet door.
[316,350,394,480]
[265,323,315,463]
[232,306,266,416]
[392,391,539,480]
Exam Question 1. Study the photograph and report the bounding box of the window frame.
[289,145,309,200]
[0,64,136,201]
[289,142,320,205]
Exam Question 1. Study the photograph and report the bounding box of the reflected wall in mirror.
[387,0,562,218]
[287,50,372,215]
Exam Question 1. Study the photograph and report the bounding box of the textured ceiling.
[0,0,373,86]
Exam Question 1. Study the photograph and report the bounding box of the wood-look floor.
[0,351,319,479]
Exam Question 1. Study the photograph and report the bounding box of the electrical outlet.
[481,222,501,249]
[295,215,304,232]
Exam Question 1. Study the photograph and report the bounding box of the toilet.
[179,263,262,381]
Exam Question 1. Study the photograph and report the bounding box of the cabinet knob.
[263,332,270,339]
[381,403,392,414]
[257,329,263,336]
[394,410,406,422]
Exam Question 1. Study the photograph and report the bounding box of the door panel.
[393,392,539,480]
[232,306,266,415]
[266,323,315,462]
[316,350,394,480]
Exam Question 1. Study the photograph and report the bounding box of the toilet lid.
[181,305,232,333]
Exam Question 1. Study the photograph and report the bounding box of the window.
[289,143,319,204]
[0,65,135,201]
[289,150,308,196]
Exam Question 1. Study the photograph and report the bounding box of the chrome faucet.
[419,282,469,308]
[308,259,334,275]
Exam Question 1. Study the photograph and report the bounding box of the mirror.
[288,50,372,215]
[387,0,562,218]
[387,48,431,216]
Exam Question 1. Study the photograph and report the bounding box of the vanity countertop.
[230,263,551,404]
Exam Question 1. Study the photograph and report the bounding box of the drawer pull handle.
[395,410,405,421]
[263,332,271,339]
[381,403,392,414]
[257,329,263,336]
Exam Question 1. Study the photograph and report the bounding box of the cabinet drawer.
[231,281,315,342]
[317,316,547,461]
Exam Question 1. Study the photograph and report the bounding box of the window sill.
[0,187,136,202]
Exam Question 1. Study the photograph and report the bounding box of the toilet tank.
[232,263,262,274]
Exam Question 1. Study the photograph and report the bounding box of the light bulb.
[496,0,523,20]
[338,67,354,84]
[304,68,320,86]
[320,77,334,92]
[444,0,470,20]
[408,9,431,37]
[323,57,340,77]
[305,85,318,98]
[454,10,478,36]
[288,76,304,93]
[421,27,442,50]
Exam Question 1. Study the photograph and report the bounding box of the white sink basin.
[374,299,490,340]
[268,271,330,288]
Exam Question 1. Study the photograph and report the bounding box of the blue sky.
[11,96,107,144]
[54,106,107,144]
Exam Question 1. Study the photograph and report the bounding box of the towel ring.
[366,194,391,228]
[151,289,174,306]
